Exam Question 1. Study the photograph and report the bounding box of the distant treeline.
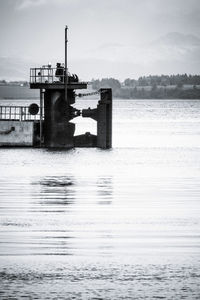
[0,80,29,86]
[1,75,200,99]
[124,74,200,87]
[91,75,200,99]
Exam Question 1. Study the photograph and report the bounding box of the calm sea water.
[0,99,200,299]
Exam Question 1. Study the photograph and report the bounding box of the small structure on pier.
[0,27,112,149]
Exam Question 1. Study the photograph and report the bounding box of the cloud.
[2,1,200,79]
[16,0,76,10]
[77,32,200,78]
[17,0,49,9]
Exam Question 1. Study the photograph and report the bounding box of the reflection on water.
[37,176,75,206]
[97,177,113,205]
[39,176,74,187]
[0,99,200,299]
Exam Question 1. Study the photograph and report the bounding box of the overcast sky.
[0,0,200,80]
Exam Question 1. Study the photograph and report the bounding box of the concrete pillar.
[97,88,112,149]
[44,90,75,148]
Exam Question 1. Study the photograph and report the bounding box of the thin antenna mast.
[65,25,68,103]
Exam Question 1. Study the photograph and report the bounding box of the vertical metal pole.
[65,25,68,104]
[40,89,43,147]
[20,107,23,121]
[35,68,36,83]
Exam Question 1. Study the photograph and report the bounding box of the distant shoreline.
[91,75,200,99]
[0,84,200,100]
[113,86,200,100]
[0,85,39,100]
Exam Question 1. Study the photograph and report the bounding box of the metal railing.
[0,106,43,121]
[30,66,80,85]
[30,67,66,84]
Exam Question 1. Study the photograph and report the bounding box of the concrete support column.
[44,90,75,148]
[97,88,112,149]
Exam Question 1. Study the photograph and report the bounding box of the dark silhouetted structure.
[29,26,112,149]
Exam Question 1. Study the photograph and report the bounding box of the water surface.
[0,99,200,299]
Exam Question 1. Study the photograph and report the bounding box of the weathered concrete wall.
[0,120,34,146]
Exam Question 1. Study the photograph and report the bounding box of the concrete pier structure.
[28,27,112,149]
[0,120,36,147]
[0,27,112,149]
